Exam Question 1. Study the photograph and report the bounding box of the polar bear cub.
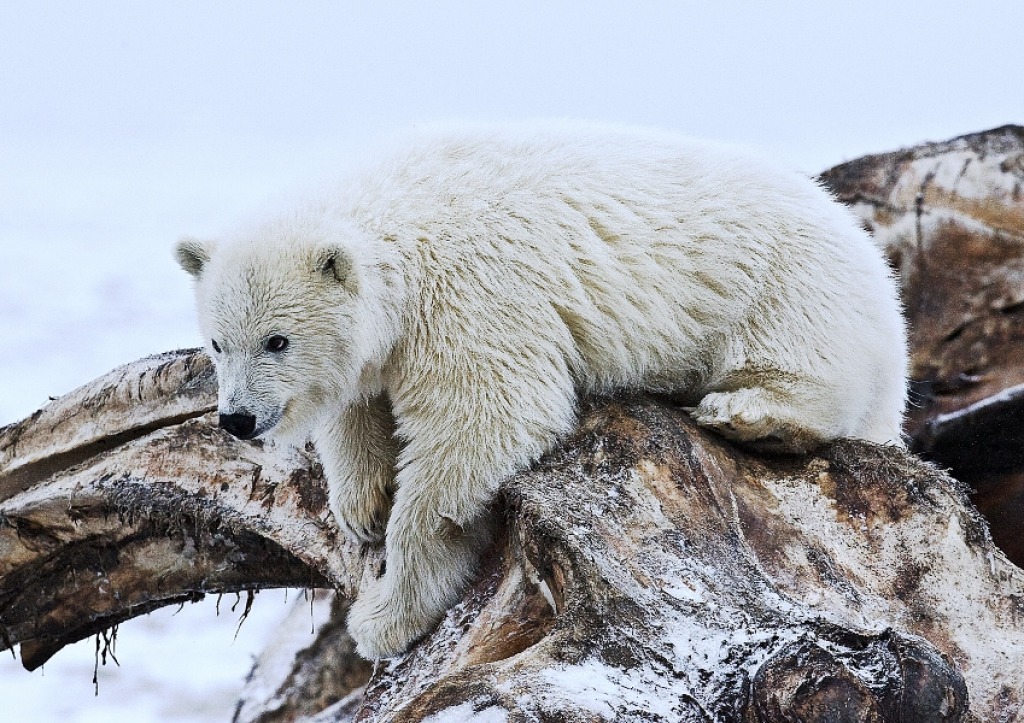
[175,123,907,659]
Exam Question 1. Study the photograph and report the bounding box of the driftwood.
[2,348,1024,721]
[821,123,1024,564]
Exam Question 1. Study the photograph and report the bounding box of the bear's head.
[175,216,380,444]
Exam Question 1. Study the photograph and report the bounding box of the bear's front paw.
[330,485,390,545]
[347,580,437,659]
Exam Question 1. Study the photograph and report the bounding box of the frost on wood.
[3,350,1024,721]
[821,124,1024,564]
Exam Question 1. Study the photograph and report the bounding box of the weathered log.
[0,351,362,670]
[3,349,1024,721]
[820,123,1024,562]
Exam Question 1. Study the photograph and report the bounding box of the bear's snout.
[219,412,258,439]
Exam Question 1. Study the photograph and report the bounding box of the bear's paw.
[347,580,438,659]
[689,388,824,454]
[330,484,391,545]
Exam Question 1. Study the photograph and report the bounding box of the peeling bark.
[3,349,1023,721]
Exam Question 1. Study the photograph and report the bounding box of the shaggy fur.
[175,122,908,658]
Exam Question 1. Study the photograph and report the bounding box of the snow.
[0,591,302,723]
[534,659,683,720]
[420,700,509,723]
[659,576,706,604]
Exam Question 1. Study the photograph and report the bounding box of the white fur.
[176,122,908,659]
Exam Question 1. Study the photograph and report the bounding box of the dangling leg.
[347,353,577,657]
[314,394,398,544]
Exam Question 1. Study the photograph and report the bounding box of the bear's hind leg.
[690,381,839,454]
[315,394,398,545]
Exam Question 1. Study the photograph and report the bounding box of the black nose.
[219,413,257,439]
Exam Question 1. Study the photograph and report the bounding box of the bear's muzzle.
[219,412,258,439]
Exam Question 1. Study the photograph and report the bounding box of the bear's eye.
[265,335,289,353]
[211,339,222,354]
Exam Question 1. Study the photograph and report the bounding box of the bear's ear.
[175,237,214,277]
[313,246,355,288]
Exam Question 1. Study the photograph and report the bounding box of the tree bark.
[2,348,1023,721]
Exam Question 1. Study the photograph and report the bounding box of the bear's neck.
[352,235,413,390]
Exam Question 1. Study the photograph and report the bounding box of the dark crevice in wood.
[0,407,215,503]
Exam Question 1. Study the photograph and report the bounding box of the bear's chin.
[263,397,345,449]
[259,417,307,448]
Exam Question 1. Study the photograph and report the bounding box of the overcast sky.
[1,0,1022,423]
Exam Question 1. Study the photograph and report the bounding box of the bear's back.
[343,124,901,400]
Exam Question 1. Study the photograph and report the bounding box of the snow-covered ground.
[0,592,311,723]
